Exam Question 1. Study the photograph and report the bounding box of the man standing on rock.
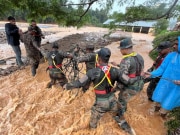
[111,38,144,131]
[74,44,98,92]
[63,47,138,135]
[5,16,24,67]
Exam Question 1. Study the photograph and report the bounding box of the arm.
[65,75,89,90]
[150,53,171,78]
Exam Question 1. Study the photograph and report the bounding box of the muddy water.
[0,33,167,135]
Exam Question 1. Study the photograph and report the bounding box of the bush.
[149,31,180,60]
[166,107,180,134]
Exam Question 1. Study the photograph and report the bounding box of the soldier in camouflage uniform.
[29,20,44,47]
[40,43,72,88]
[74,44,97,92]
[145,41,171,102]
[111,38,144,125]
[21,27,41,76]
[64,48,138,135]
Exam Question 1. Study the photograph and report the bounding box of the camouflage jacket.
[77,52,97,71]
[21,32,40,58]
[40,49,71,71]
[66,64,139,98]
[118,53,144,90]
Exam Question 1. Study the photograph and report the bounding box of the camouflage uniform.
[21,31,41,76]
[77,52,97,91]
[116,38,144,117]
[65,48,138,134]
[41,44,70,88]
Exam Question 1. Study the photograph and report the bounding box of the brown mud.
[0,26,167,135]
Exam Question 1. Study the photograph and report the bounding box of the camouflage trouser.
[28,53,40,76]
[47,69,68,88]
[90,94,120,128]
[118,80,144,117]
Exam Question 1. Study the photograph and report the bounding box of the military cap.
[86,44,94,49]
[157,41,171,52]
[118,38,134,49]
[52,43,59,49]
[98,48,111,60]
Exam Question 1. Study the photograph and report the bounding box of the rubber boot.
[113,116,136,135]
[31,66,36,76]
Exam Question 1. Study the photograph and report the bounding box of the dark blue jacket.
[5,23,20,46]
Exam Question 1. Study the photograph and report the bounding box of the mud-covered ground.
[0,23,167,135]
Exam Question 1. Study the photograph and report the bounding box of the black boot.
[31,67,36,76]
[113,116,136,135]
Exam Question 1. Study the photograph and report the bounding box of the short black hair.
[8,16,15,21]
[31,19,36,23]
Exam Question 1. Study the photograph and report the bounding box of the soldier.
[63,47,138,135]
[40,43,72,88]
[111,38,144,126]
[144,37,180,118]
[74,44,98,92]
[145,41,171,102]
[29,20,44,47]
[21,26,41,76]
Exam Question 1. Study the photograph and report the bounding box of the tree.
[0,0,179,26]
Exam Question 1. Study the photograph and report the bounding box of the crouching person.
[63,48,138,135]
[40,43,72,88]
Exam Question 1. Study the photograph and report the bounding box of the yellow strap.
[44,57,47,62]
[52,59,64,73]
[93,66,113,89]
[122,52,137,59]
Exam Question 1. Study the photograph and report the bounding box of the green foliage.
[153,19,169,36]
[165,107,180,134]
[149,31,180,60]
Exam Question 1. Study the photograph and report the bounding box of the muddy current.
[0,31,167,135]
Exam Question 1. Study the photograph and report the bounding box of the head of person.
[98,48,111,64]
[8,16,16,25]
[157,41,171,55]
[31,20,37,27]
[52,42,59,50]
[86,44,94,53]
[118,38,134,55]
[172,38,179,52]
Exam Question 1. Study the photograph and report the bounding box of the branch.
[77,0,98,23]
[61,0,98,6]
[135,0,179,21]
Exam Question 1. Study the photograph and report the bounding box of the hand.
[110,61,117,66]
[143,72,151,79]
[173,80,180,85]
[18,29,23,34]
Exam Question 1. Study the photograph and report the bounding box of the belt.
[49,64,62,69]
[128,73,136,78]
[94,89,112,95]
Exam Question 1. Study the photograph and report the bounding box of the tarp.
[151,37,180,110]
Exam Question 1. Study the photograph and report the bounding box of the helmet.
[118,38,134,49]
